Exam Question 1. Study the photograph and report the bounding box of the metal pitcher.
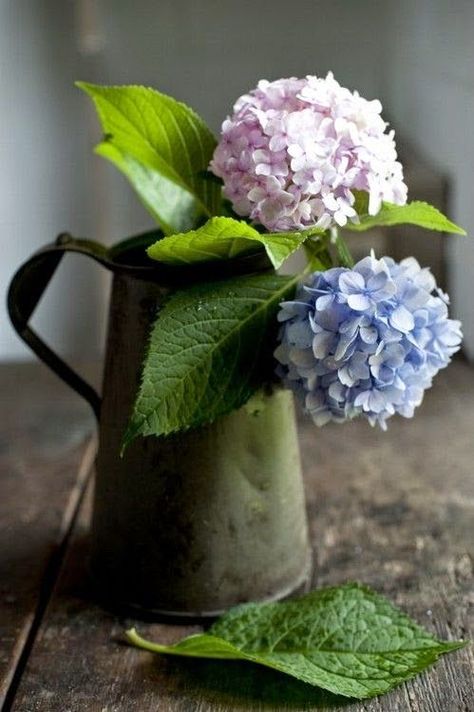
[8,232,312,618]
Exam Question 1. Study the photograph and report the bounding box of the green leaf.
[95,143,202,234]
[76,82,221,233]
[147,217,265,264]
[126,583,466,700]
[123,271,299,447]
[347,192,466,235]
[147,216,326,269]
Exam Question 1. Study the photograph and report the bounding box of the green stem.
[332,229,354,268]
[303,233,333,271]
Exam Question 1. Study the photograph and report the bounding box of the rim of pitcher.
[108,228,272,284]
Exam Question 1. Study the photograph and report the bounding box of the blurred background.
[2,0,474,366]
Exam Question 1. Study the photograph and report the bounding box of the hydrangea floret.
[210,73,408,231]
[274,252,462,429]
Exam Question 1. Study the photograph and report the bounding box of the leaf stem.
[125,628,167,653]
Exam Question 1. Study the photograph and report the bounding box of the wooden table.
[1,361,473,711]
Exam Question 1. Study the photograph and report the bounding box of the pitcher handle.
[7,233,112,421]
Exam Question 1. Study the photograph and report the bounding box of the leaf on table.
[347,191,466,235]
[147,216,327,269]
[76,82,221,233]
[122,271,299,448]
[126,583,466,700]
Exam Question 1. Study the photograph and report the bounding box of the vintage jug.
[8,232,312,618]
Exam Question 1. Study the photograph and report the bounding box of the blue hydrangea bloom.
[275,252,462,429]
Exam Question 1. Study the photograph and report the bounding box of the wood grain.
[0,363,96,708]
[3,361,474,711]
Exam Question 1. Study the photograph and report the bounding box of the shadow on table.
[141,655,351,710]
[62,536,351,710]
[59,534,350,710]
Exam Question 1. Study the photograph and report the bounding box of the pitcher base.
[91,551,313,622]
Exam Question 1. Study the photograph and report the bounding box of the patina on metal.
[8,232,312,618]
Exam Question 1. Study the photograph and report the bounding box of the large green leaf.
[347,192,466,235]
[95,143,202,233]
[126,583,465,700]
[77,82,221,233]
[147,216,326,269]
[123,271,299,447]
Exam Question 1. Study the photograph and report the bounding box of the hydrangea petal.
[390,305,415,333]
[347,294,373,311]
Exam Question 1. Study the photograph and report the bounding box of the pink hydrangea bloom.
[210,73,408,232]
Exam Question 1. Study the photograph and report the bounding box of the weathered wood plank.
[9,361,474,711]
[0,363,96,708]
[299,358,474,712]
